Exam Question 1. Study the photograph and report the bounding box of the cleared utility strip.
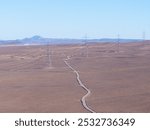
[64,56,96,113]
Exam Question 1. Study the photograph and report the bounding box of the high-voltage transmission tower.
[47,43,52,68]
[142,31,146,46]
[117,34,120,53]
[143,31,146,41]
[84,34,89,58]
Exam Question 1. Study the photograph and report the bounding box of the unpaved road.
[64,56,96,113]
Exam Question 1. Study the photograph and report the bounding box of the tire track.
[64,56,96,113]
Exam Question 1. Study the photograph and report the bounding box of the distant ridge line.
[0,35,144,45]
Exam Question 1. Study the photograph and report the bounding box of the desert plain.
[0,41,150,112]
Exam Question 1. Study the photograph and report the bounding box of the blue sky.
[0,0,150,39]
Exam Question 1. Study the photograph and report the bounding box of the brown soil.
[0,42,150,112]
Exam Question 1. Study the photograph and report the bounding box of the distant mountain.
[0,35,143,45]
[21,35,47,43]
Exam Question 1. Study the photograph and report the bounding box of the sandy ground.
[0,42,150,112]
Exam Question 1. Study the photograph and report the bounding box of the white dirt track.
[64,56,96,113]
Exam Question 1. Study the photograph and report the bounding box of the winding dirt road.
[64,56,96,113]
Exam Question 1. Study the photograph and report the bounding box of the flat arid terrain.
[0,41,150,113]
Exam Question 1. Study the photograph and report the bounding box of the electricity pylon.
[47,43,52,68]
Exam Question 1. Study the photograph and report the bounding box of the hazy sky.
[0,0,150,39]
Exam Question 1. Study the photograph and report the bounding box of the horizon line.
[0,35,148,41]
